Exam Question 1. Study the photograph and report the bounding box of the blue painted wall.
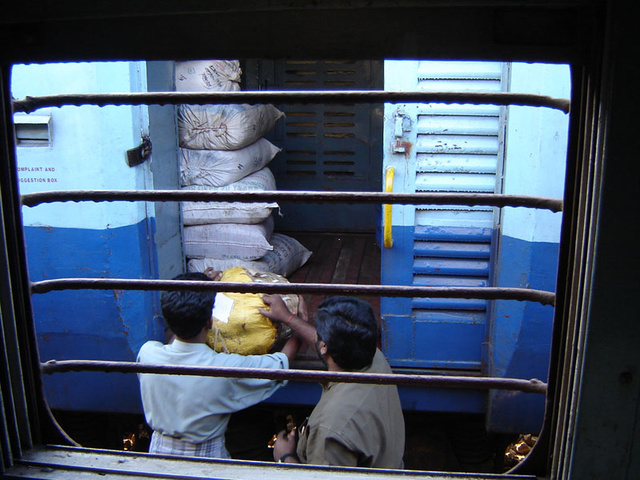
[487,235,559,433]
[25,221,163,413]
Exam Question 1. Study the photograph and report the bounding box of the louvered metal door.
[245,60,383,232]
[381,61,506,380]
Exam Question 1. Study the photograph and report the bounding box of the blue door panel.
[412,321,484,369]
[414,276,488,287]
[411,298,487,311]
[380,61,568,433]
[380,226,415,286]
[414,241,491,258]
[413,258,490,277]
[382,61,502,415]
[382,314,415,361]
[397,386,486,413]
[383,315,484,370]
[414,225,492,242]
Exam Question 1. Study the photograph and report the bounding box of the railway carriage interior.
[1,2,639,480]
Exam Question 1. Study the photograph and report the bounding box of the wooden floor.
[286,232,381,315]
[282,232,381,362]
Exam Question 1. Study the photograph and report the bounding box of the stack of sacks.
[177,60,284,264]
[178,60,313,278]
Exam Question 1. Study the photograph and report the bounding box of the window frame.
[3,1,634,479]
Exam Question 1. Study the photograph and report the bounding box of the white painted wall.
[502,63,571,243]
[12,61,153,229]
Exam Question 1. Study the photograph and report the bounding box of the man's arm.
[280,334,301,364]
[318,437,359,467]
[260,294,317,347]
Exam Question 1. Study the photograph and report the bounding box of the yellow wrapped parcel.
[207,266,297,355]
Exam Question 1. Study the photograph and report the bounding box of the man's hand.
[203,267,222,281]
[260,294,292,323]
[261,294,318,349]
[273,428,298,463]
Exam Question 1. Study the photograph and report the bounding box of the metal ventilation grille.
[248,59,383,232]
[281,61,361,178]
[283,108,357,177]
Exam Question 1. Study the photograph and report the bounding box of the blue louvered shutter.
[382,61,506,372]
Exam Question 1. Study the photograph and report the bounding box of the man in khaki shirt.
[260,295,405,468]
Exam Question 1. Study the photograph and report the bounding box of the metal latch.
[126,136,152,167]
[393,107,412,153]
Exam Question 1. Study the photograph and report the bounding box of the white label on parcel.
[211,293,235,324]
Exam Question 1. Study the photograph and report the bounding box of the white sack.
[178,103,284,151]
[179,139,281,188]
[175,60,242,92]
[183,216,274,260]
[181,168,278,225]
[187,233,312,277]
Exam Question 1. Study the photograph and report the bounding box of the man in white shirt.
[137,272,301,459]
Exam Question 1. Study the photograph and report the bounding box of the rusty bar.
[29,278,556,306]
[12,90,571,114]
[40,360,547,395]
[20,190,564,213]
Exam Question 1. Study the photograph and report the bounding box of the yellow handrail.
[384,167,395,248]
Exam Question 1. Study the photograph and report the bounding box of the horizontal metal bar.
[40,360,547,395]
[30,279,556,306]
[20,190,564,212]
[12,90,571,114]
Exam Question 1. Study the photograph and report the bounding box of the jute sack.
[207,266,297,355]
[175,60,242,92]
[179,140,281,188]
[183,216,274,260]
[178,103,284,151]
[188,233,312,277]
[181,168,279,225]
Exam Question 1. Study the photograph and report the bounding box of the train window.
[3,3,636,480]
[8,57,569,475]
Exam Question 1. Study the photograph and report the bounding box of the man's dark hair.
[160,272,214,340]
[315,296,378,371]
